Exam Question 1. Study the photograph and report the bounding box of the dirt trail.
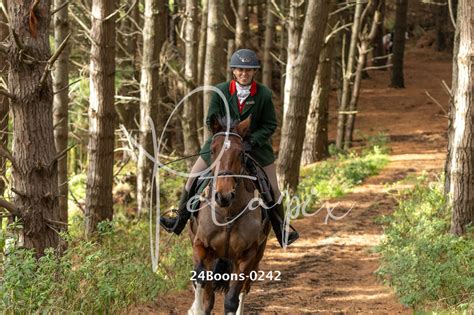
[134,46,451,314]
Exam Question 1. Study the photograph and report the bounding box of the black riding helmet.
[229,49,261,69]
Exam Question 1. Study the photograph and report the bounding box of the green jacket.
[200,80,277,167]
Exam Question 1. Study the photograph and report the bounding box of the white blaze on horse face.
[224,139,231,150]
[236,292,246,315]
[188,282,205,315]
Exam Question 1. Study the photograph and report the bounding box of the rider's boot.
[160,189,191,235]
[268,202,299,247]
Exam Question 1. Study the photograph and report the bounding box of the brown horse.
[188,115,270,315]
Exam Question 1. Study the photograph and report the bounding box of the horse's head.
[210,115,251,208]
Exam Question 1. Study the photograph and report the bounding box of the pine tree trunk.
[235,0,249,49]
[262,0,274,89]
[390,0,408,88]
[226,39,235,81]
[7,0,62,255]
[203,0,223,140]
[137,0,166,215]
[53,0,70,227]
[335,0,364,149]
[372,0,387,68]
[277,0,330,193]
[0,1,9,197]
[85,0,117,236]
[282,0,303,116]
[344,7,381,150]
[182,0,201,169]
[301,6,338,166]
[446,0,474,236]
[116,2,139,132]
[197,0,208,144]
[279,0,288,104]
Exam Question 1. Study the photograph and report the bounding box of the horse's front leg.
[224,245,258,315]
[189,239,207,315]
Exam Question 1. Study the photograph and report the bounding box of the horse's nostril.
[229,192,235,200]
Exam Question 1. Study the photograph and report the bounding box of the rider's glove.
[243,139,253,153]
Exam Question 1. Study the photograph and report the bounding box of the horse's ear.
[210,114,222,134]
[236,115,251,137]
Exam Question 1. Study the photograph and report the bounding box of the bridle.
[211,131,246,187]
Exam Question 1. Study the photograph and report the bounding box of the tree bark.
[203,0,223,140]
[446,0,474,236]
[182,0,201,169]
[85,0,117,236]
[235,0,249,49]
[137,0,166,215]
[344,6,382,150]
[197,0,208,144]
[53,0,70,227]
[390,0,408,88]
[277,0,330,193]
[226,39,236,81]
[262,0,275,89]
[372,0,387,67]
[0,2,9,198]
[282,0,303,116]
[335,0,364,149]
[8,0,62,255]
[116,1,140,132]
[301,5,338,166]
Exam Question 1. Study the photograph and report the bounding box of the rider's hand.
[243,140,253,152]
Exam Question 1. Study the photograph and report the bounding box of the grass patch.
[295,136,389,211]
[376,175,474,312]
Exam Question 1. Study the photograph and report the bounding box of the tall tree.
[116,1,140,132]
[182,0,201,168]
[53,0,70,227]
[445,0,473,236]
[282,0,303,115]
[390,0,408,88]
[0,1,9,198]
[372,0,387,67]
[277,0,330,192]
[235,0,249,49]
[343,3,382,149]
[85,0,117,236]
[203,0,223,140]
[336,0,364,149]
[301,4,338,165]
[137,0,166,215]
[196,0,208,144]
[262,0,275,88]
[4,0,63,256]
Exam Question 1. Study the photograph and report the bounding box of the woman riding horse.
[160,48,299,248]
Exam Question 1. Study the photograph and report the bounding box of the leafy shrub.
[376,175,474,311]
[296,143,389,210]
[0,216,192,313]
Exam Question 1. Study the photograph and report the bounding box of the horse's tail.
[212,258,233,292]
